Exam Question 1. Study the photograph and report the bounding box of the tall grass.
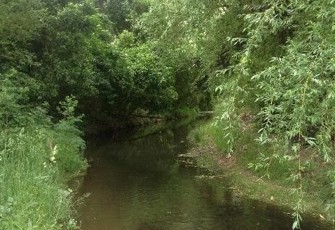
[0,76,87,229]
[0,121,87,229]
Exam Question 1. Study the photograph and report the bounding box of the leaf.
[292,220,299,230]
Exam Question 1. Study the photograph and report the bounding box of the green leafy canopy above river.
[2,0,335,229]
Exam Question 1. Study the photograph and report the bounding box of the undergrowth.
[0,73,87,230]
[189,103,335,227]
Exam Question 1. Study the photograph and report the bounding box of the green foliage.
[0,74,86,229]
[0,0,46,70]
[210,0,335,226]
[0,0,205,124]
[0,0,214,228]
[0,70,46,128]
[135,0,219,113]
[223,0,335,156]
[94,0,132,32]
[0,128,82,230]
[35,1,112,100]
[113,32,177,113]
[9,0,335,227]
[149,0,335,226]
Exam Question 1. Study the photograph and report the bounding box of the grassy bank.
[188,105,335,228]
[0,128,86,229]
[0,93,87,229]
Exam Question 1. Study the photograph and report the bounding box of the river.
[78,122,332,230]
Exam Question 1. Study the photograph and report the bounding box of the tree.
[32,1,114,103]
[0,0,45,71]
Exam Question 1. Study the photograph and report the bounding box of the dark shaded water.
[78,123,332,230]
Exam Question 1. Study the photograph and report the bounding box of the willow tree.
[135,0,238,114]
[137,0,335,227]
[213,1,335,227]
[238,1,335,226]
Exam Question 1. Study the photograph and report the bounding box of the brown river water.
[78,122,334,230]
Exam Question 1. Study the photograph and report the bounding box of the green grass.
[0,122,87,229]
[188,106,335,224]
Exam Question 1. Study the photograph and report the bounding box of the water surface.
[78,123,332,230]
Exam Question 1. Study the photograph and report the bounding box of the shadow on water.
[78,121,333,230]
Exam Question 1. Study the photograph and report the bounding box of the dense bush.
[0,72,86,229]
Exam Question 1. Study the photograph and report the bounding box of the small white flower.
[52,145,58,156]
[50,156,56,163]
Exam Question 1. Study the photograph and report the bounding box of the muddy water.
[78,123,332,230]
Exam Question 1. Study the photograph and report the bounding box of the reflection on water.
[78,123,332,230]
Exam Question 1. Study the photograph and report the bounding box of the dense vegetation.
[0,0,208,228]
[1,0,335,229]
[0,0,211,128]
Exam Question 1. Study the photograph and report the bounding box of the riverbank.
[0,109,87,229]
[187,115,335,229]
